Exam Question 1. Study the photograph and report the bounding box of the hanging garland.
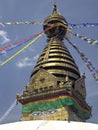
[73,33,98,47]
[66,38,98,83]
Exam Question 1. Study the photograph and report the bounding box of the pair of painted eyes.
[32,109,58,116]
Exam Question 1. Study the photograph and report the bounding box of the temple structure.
[16,3,91,122]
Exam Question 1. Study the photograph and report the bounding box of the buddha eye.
[32,112,42,116]
[47,109,58,114]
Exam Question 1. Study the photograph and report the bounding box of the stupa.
[1,3,98,130]
[16,3,91,122]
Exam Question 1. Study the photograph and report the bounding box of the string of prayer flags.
[0,25,55,66]
[0,38,32,56]
[66,38,98,83]
[0,33,43,67]
[0,21,43,26]
[0,21,98,28]
[0,31,44,56]
[73,33,98,47]
[68,23,98,29]
[0,23,57,55]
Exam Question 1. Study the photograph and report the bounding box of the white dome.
[0,121,98,130]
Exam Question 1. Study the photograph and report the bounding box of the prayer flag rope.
[0,31,44,55]
[0,33,43,67]
[0,22,67,66]
[0,100,16,123]
[66,38,98,83]
[0,34,37,52]
[73,33,98,47]
[68,23,98,29]
[0,21,43,26]
[0,21,98,28]
[0,22,68,54]
[0,21,61,26]
[0,39,31,56]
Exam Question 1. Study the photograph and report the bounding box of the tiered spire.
[31,3,80,81]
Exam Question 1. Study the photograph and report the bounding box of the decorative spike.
[52,2,59,15]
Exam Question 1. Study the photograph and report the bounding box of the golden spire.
[31,3,80,81]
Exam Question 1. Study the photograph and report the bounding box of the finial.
[52,2,60,15]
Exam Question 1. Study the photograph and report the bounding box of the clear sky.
[0,0,98,124]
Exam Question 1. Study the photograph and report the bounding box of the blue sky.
[0,0,98,124]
